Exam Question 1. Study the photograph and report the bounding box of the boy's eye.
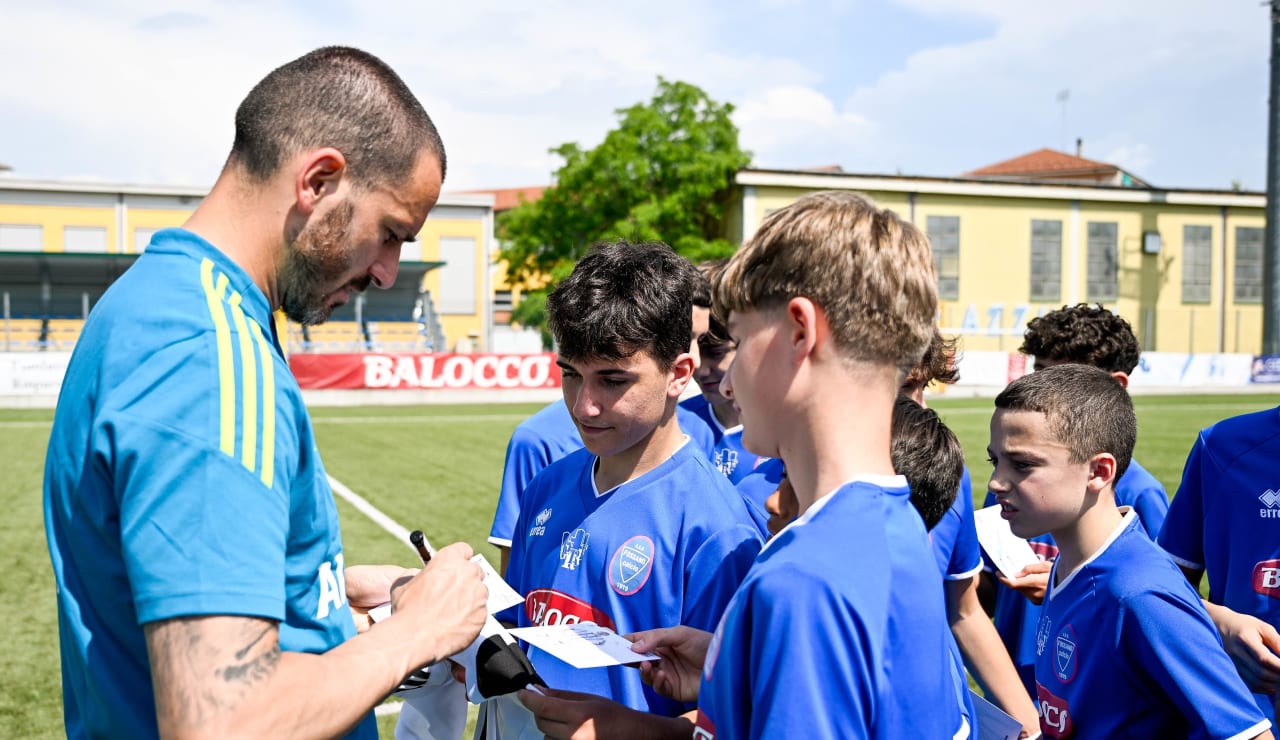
[600,377,628,388]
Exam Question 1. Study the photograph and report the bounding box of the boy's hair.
[714,190,937,372]
[692,263,713,311]
[231,46,446,187]
[697,259,733,348]
[892,397,964,530]
[1021,303,1140,374]
[995,364,1136,480]
[903,328,960,390]
[547,241,696,368]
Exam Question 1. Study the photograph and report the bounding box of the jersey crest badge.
[609,535,655,595]
[559,528,590,571]
[1054,625,1078,683]
[714,449,739,476]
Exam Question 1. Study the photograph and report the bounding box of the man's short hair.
[1021,303,1140,374]
[903,328,960,390]
[230,46,446,187]
[547,241,697,368]
[714,190,937,372]
[995,364,1135,480]
[892,397,964,530]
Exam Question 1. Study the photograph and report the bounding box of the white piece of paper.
[472,554,525,615]
[508,624,659,669]
[974,504,1041,579]
[971,690,1024,740]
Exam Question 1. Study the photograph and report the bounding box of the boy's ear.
[785,297,821,363]
[666,352,695,399]
[1110,371,1130,389]
[1086,453,1119,494]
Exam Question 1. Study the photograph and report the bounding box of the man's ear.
[667,352,695,398]
[785,297,820,363]
[1086,453,1119,494]
[294,148,347,215]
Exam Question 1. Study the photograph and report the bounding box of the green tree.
[498,78,751,303]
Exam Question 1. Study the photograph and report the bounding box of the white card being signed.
[508,624,659,669]
[974,504,1041,580]
[472,553,525,615]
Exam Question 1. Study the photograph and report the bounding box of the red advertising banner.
[290,352,562,390]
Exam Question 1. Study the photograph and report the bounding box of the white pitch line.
[375,701,404,717]
[327,475,427,556]
[934,402,1274,416]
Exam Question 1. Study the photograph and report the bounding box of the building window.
[927,215,960,300]
[0,224,43,251]
[1085,222,1118,303]
[437,237,477,314]
[1182,225,1213,304]
[63,226,107,253]
[493,290,514,311]
[1029,219,1062,302]
[134,228,159,253]
[1235,226,1264,304]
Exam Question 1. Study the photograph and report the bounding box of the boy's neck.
[710,399,739,429]
[593,408,686,493]
[1049,493,1124,582]
[782,364,898,516]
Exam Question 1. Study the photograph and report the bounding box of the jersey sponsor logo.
[560,528,590,570]
[523,588,616,630]
[528,507,552,538]
[714,448,739,476]
[1028,541,1060,561]
[314,552,348,620]
[1035,614,1053,657]
[1053,625,1078,683]
[1036,681,1074,738]
[1259,489,1280,518]
[609,536,655,595]
[693,711,717,740]
[1253,559,1280,597]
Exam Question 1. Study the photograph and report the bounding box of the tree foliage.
[498,78,751,294]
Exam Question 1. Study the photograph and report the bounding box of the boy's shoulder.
[1078,519,1195,605]
[1200,405,1280,462]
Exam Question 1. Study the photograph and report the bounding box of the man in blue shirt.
[44,47,487,739]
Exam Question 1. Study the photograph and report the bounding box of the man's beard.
[279,200,363,326]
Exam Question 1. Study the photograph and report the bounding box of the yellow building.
[730,160,1266,355]
[0,178,496,353]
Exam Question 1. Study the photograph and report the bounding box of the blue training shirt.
[932,467,983,581]
[679,394,765,484]
[503,442,762,716]
[696,477,964,739]
[43,229,373,739]
[1158,405,1280,723]
[985,458,1168,698]
[489,400,716,547]
[1035,512,1268,738]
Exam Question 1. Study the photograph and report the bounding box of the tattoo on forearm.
[218,625,281,684]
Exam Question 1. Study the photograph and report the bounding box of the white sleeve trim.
[487,536,513,548]
[1224,719,1271,740]
[1160,548,1204,572]
[945,563,984,582]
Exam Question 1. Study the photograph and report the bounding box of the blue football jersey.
[932,467,983,580]
[489,400,716,547]
[43,229,373,739]
[503,442,763,715]
[1034,513,1268,739]
[735,456,786,511]
[1158,405,1280,722]
[679,395,764,483]
[986,458,1168,697]
[695,477,964,739]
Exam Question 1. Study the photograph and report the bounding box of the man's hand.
[1205,603,1280,694]
[997,560,1053,606]
[388,542,488,667]
[517,687,691,740]
[628,626,712,703]
[346,564,416,633]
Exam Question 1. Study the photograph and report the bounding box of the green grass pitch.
[3,393,1278,737]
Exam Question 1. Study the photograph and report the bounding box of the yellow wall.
[0,203,119,252]
[418,217,488,351]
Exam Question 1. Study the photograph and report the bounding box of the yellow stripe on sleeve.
[228,291,258,475]
[249,320,276,488]
[199,259,236,457]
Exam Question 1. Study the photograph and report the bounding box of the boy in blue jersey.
[503,240,763,732]
[42,48,489,740]
[981,303,1168,699]
[680,259,765,484]
[988,364,1270,738]
[628,190,965,738]
[488,268,716,574]
[1159,404,1280,723]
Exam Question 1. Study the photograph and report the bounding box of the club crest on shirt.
[1054,625,1078,683]
[1253,559,1280,598]
[609,535,655,595]
[1259,489,1280,518]
[1036,614,1052,657]
[714,448,739,476]
[528,507,552,537]
[560,528,590,571]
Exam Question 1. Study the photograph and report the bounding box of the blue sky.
[0,0,1269,192]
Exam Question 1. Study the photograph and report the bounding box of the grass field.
[4,393,1279,737]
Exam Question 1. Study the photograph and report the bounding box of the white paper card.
[974,504,1041,579]
[971,690,1024,740]
[508,624,659,669]
[472,554,525,615]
